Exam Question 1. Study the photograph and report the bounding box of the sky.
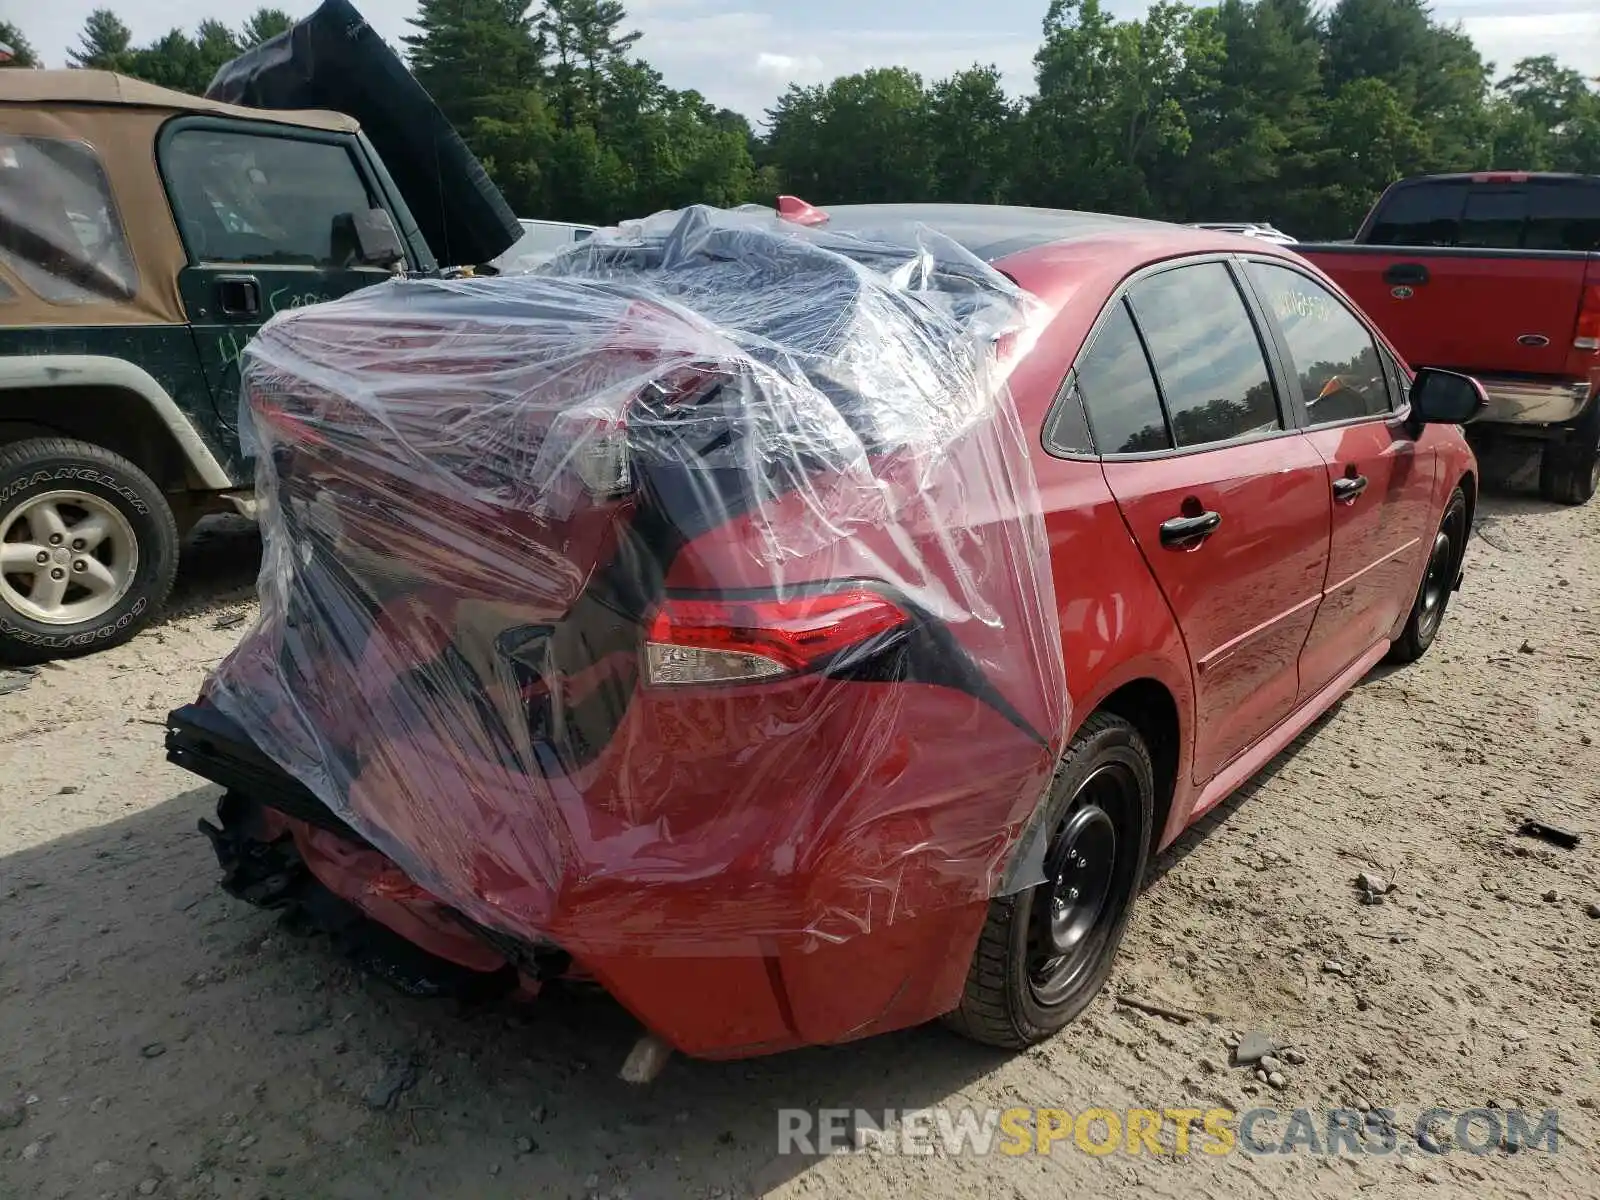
[15,0,1600,122]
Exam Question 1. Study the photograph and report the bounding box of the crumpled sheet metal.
[207,204,1069,958]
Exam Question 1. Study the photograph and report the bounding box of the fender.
[0,354,235,491]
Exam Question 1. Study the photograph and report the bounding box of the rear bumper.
[1475,377,1593,428]
[166,699,998,1058]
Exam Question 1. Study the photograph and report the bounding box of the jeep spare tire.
[0,438,178,663]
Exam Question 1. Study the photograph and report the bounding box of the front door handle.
[1333,475,1370,503]
[1383,262,1430,287]
[216,274,262,318]
[1159,510,1222,548]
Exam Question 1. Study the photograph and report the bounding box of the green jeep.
[0,42,518,661]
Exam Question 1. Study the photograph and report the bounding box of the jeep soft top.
[0,0,521,662]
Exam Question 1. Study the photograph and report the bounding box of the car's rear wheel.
[944,711,1153,1049]
[1389,485,1468,664]
[0,438,179,664]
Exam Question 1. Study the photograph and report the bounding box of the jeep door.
[157,118,407,436]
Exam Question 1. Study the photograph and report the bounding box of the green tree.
[240,8,296,47]
[405,0,543,132]
[925,66,1018,204]
[68,9,135,71]
[766,68,933,203]
[0,20,40,66]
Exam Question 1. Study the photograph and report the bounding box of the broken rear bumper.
[166,701,992,1059]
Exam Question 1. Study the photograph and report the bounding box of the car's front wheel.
[944,711,1154,1049]
[0,437,179,664]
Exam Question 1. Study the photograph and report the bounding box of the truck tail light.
[1576,286,1600,352]
[644,587,908,686]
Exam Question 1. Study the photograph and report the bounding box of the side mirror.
[1409,367,1486,426]
[332,208,406,269]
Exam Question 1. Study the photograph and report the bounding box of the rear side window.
[1128,263,1281,449]
[0,135,138,304]
[1249,263,1389,423]
[1366,182,1468,246]
[163,128,378,267]
[1074,300,1171,454]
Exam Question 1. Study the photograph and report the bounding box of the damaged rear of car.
[167,206,1070,1059]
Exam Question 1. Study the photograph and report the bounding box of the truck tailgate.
[1295,244,1591,377]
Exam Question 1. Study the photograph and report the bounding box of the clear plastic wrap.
[206,204,1068,963]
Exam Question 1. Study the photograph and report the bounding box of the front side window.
[1128,262,1281,449]
[162,128,377,267]
[1248,262,1389,424]
[1074,299,1171,454]
[0,135,138,304]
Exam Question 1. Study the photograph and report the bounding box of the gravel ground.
[2,469,1599,1200]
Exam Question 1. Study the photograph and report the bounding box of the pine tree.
[68,9,134,71]
[0,20,40,67]
[240,8,296,48]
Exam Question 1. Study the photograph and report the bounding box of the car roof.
[0,69,358,134]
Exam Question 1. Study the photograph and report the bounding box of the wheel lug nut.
[50,567,65,580]
[1068,887,1080,900]
[72,560,87,573]
[71,538,85,550]
[34,550,48,564]
[49,533,63,545]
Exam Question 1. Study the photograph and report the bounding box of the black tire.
[1389,485,1468,665]
[0,438,179,664]
[943,711,1154,1049]
[1538,441,1600,506]
[1538,392,1600,506]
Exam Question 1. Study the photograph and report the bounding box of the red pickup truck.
[1296,173,1600,504]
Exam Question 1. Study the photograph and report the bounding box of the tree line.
[3,0,1598,238]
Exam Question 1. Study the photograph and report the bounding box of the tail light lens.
[1575,285,1600,352]
[644,587,908,686]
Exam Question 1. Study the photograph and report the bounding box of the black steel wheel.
[944,711,1154,1049]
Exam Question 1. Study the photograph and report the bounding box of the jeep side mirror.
[332,208,406,269]
[1409,368,1486,425]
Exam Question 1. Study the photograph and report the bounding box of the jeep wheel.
[0,438,179,664]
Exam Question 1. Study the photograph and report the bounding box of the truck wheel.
[943,711,1153,1049]
[0,438,179,664]
[1538,441,1600,506]
[1539,392,1600,506]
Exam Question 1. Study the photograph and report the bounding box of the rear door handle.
[1159,510,1222,548]
[1333,475,1369,502]
[1382,262,1429,287]
[216,274,262,318]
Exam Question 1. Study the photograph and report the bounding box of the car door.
[1078,260,1333,786]
[1241,260,1440,700]
[157,118,404,428]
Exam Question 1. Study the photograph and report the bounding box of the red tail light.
[1576,285,1600,352]
[644,587,908,685]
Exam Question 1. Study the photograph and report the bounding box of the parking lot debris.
[360,1058,418,1110]
[1232,1031,1277,1067]
[1586,903,1600,919]
[1518,820,1581,849]
[0,666,37,696]
[619,1034,672,1084]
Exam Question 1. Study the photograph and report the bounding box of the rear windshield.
[1365,178,1600,252]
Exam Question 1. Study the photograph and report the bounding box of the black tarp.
[205,0,521,268]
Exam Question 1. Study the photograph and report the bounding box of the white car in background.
[489,218,598,272]
[1188,221,1298,245]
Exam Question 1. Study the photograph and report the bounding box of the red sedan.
[168,203,1482,1060]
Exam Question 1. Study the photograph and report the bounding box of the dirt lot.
[3,468,1599,1200]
